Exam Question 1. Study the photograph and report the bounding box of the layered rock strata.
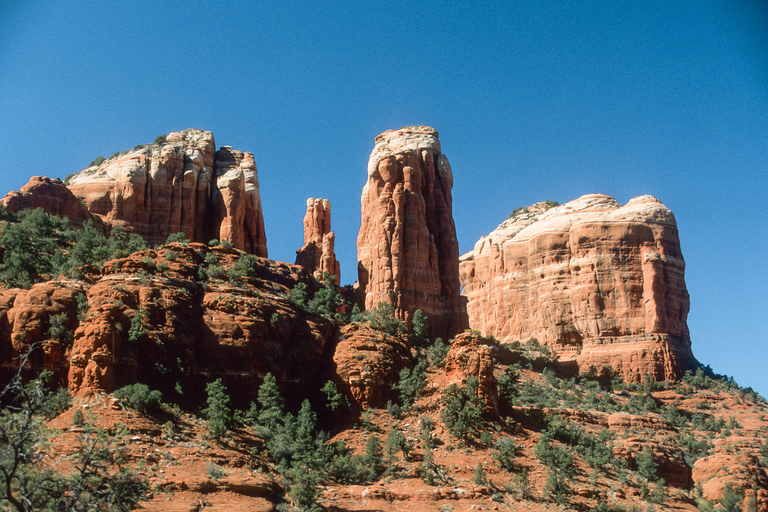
[459,194,697,382]
[43,129,268,255]
[295,198,340,282]
[357,126,468,340]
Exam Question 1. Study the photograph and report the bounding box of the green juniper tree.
[204,379,232,438]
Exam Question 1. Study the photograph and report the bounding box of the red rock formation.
[0,282,86,386]
[2,176,104,230]
[330,323,411,409]
[459,194,697,383]
[295,198,340,282]
[357,126,468,340]
[443,332,499,415]
[0,243,336,404]
[47,129,269,256]
[213,147,268,257]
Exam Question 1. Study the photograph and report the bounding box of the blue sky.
[1,1,766,396]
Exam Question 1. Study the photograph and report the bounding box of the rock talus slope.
[357,126,468,340]
[59,129,267,255]
[459,194,697,382]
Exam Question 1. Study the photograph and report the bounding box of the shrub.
[366,302,406,335]
[228,253,258,284]
[473,462,486,485]
[635,446,658,481]
[253,373,284,438]
[89,156,106,167]
[113,383,163,414]
[441,376,484,441]
[206,462,227,480]
[427,338,449,369]
[73,409,84,426]
[321,380,346,412]
[204,379,232,438]
[165,232,189,245]
[0,208,71,287]
[410,309,428,346]
[497,364,520,405]
[494,436,517,471]
[128,307,148,343]
[154,134,168,146]
[394,359,427,409]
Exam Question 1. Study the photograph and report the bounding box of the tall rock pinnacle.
[295,198,340,282]
[357,126,468,340]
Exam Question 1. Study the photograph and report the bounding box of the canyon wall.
[14,129,268,256]
[459,194,697,382]
[357,126,468,340]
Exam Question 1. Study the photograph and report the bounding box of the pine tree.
[204,379,232,438]
[255,373,284,438]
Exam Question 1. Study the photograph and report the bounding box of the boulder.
[330,323,412,410]
[443,332,498,416]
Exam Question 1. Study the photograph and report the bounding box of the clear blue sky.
[1,1,766,395]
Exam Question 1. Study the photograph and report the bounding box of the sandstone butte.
[3,129,268,256]
[295,197,340,283]
[357,126,469,340]
[459,193,698,383]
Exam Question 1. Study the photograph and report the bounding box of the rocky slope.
[357,126,468,340]
[0,244,337,407]
[36,334,768,512]
[4,129,268,255]
[459,194,697,383]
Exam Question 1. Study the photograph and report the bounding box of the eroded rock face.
[3,176,104,230]
[0,281,85,386]
[295,198,340,282]
[0,244,332,406]
[443,332,499,416]
[55,129,268,256]
[459,194,697,383]
[330,323,412,410]
[63,246,334,405]
[357,126,468,340]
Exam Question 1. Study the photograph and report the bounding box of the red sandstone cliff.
[295,198,340,282]
[3,176,104,230]
[356,126,468,340]
[10,130,267,256]
[459,194,697,383]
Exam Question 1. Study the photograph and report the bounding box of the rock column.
[357,126,468,340]
[295,198,340,282]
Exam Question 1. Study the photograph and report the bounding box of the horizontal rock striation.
[357,126,468,340]
[459,194,697,382]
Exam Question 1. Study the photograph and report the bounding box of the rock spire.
[295,198,340,282]
[357,126,468,340]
